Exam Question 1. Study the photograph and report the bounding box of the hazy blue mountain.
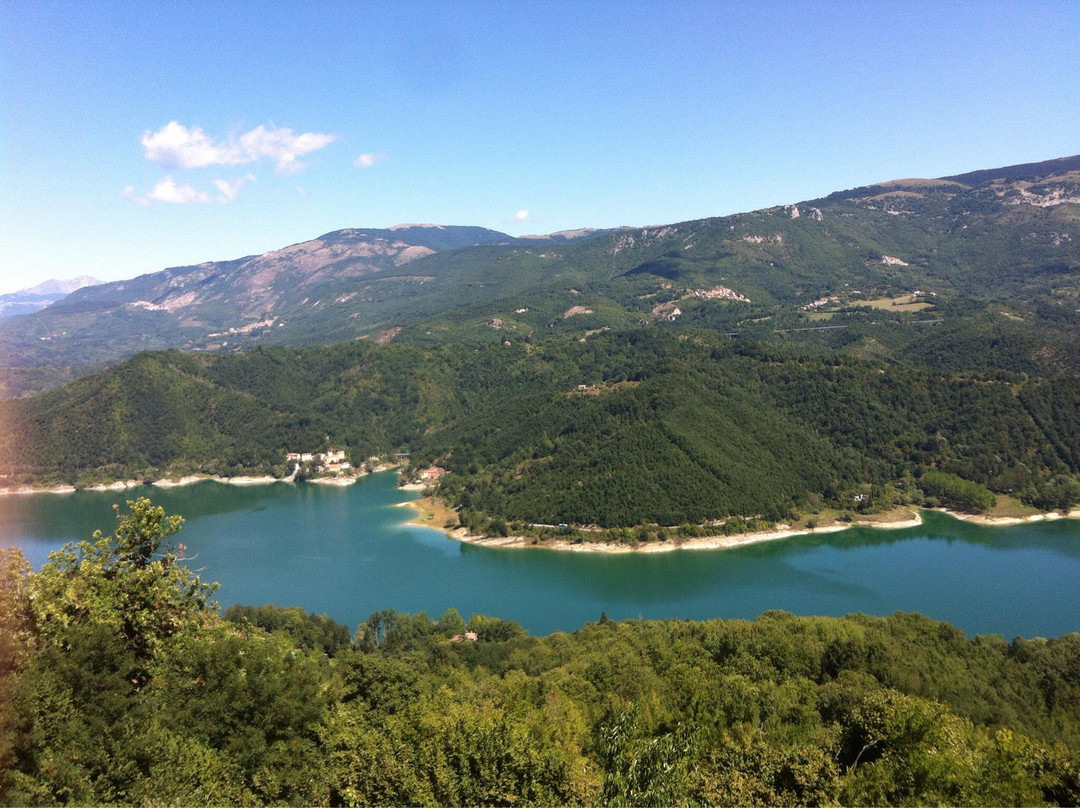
[0,275,100,319]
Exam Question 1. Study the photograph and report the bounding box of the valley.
[6,6,1080,803]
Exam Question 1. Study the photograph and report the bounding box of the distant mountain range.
[2,155,1078,396]
[0,275,100,320]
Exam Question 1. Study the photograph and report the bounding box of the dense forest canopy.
[2,499,1079,805]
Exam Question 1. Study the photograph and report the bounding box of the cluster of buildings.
[416,465,446,482]
[801,295,841,310]
[693,285,751,303]
[285,448,351,474]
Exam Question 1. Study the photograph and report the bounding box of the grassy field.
[861,293,935,312]
[980,494,1045,519]
[407,495,461,531]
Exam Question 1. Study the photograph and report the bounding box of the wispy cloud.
[354,152,386,168]
[124,174,256,205]
[121,185,148,206]
[213,174,256,202]
[514,209,530,222]
[239,125,336,174]
[142,121,337,174]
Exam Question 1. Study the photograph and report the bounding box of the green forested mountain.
[4,314,1079,528]
[2,501,1079,805]
[2,156,1080,530]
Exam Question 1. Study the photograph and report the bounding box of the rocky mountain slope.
[2,226,510,365]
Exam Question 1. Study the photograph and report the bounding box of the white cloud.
[146,177,211,204]
[213,173,256,202]
[514,209,530,222]
[141,122,228,169]
[141,121,337,173]
[238,125,337,174]
[354,152,386,168]
[124,174,255,205]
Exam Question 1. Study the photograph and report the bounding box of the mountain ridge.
[2,155,1078,397]
[938,153,1080,186]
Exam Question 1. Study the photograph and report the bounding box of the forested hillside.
[2,500,1079,805]
[4,311,1080,531]
[3,155,1080,533]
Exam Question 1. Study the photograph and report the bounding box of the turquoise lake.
[3,471,1079,639]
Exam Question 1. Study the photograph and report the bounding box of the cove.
[3,471,1079,639]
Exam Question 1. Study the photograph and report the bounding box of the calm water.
[2,472,1079,639]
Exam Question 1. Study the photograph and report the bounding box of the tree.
[28,498,217,672]
[599,705,692,807]
[2,499,342,806]
[0,548,33,797]
[921,471,996,512]
[1,499,219,804]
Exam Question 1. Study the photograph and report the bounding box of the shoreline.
[942,508,1080,526]
[0,474,292,496]
[0,464,404,497]
[6,475,1078,553]
[400,497,1080,554]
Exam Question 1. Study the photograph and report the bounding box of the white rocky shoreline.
[0,474,287,496]
[0,465,402,497]
[5,475,1078,557]
[401,500,1080,555]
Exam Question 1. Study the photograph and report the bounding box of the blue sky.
[1,1,1078,294]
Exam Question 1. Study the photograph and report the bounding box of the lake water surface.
[3,471,1079,639]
